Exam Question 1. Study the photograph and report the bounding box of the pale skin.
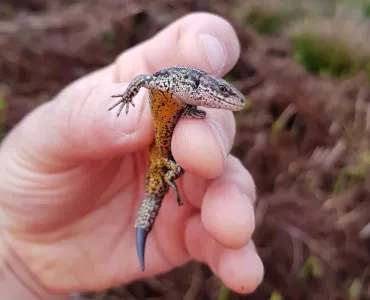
[0,12,263,298]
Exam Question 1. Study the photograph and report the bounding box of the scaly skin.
[109,66,246,271]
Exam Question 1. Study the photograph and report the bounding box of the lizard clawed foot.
[162,158,185,206]
[182,105,206,119]
[109,94,136,117]
[166,179,183,206]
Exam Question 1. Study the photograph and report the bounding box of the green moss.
[243,7,288,35]
[300,256,323,279]
[223,73,236,83]
[348,278,362,300]
[218,283,230,300]
[293,32,370,80]
[333,151,370,195]
[269,290,283,300]
[271,119,282,135]
[244,98,253,111]
[103,25,116,47]
[362,3,370,19]
[0,4,14,18]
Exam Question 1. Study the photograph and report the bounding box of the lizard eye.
[219,85,227,92]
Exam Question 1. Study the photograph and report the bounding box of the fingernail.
[198,34,226,75]
[207,119,229,160]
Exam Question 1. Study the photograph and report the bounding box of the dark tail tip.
[136,228,148,271]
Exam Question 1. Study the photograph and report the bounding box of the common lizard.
[109,66,246,271]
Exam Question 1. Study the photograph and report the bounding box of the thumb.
[2,83,154,164]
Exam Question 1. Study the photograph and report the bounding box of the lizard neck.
[149,89,185,157]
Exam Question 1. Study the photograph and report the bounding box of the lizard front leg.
[162,158,185,206]
[109,74,158,116]
[182,105,207,119]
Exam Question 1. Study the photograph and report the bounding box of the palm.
[3,149,197,292]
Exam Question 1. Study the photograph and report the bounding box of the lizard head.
[195,74,246,111]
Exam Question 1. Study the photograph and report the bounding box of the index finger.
[67,12,240,91]
[114,12,240,80]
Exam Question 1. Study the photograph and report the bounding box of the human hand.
[0,13,263,297]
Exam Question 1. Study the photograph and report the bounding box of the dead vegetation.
[1,0,370,299]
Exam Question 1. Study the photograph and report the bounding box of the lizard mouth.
[215,97,245,110]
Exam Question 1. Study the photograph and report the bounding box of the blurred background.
[1,0,370,299]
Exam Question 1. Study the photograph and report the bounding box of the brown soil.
[1,0,370,299]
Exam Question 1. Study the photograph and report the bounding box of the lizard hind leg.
[162,158,185,206]
[165,176,183,206]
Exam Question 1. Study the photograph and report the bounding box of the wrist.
[0,231,67,300]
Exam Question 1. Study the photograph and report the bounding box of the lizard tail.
[134,196,163,271]
[136,228,148,271]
